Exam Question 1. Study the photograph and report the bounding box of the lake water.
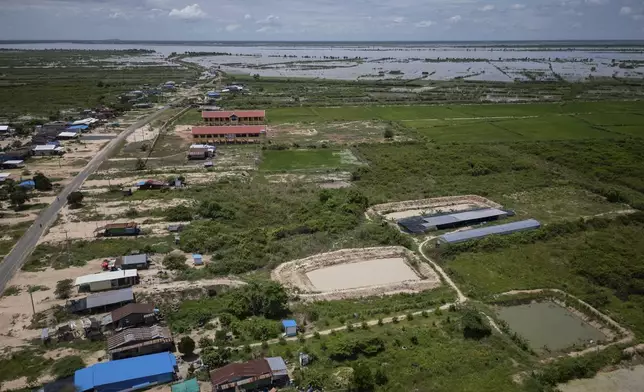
[2,42,644,82]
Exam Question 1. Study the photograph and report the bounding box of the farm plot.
[405,120,522,143]
[272,246,441,301]
[493,115,614,140]
[268,121,396,145]
[260,149,361,171]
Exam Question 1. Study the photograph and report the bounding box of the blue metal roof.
[192,254,202,259]
[282,319,297,328]
[439,219,541,244]
[423,208,507,228]
[75,352,176,391]
[67,125,89,130]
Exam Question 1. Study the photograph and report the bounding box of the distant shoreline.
[1,39,644,48]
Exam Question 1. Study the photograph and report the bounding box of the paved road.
[0,105,179,292]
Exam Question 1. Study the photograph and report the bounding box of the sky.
[0,0,643,41]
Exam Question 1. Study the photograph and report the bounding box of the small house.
[95,222,140,237]
[210,357,288,392]
[74,352,178,392]
[115,254,149,270]
[2,159,25,169]
[136,179,167,190]
[33,144,65,156]
[107,302,157,330]
[74,269,139,292]
[0,125,11,133]
[107,325,173,360]
[65,124,89,133]
[0,173,13,182]
[57,131,80,140]
[282,319,297,337]
[187,147,209,160]
[192,254,203,266]
[67,287,134,314]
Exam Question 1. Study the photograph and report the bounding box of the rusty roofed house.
[106,303,157,330]
[191,125,266,144]
[107,325,174,360]
[202,110,265,125]
[209,357,289,392]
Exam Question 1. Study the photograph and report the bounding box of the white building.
[74,270,139,292]
[33,144,65,156]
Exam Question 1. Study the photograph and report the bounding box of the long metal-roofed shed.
[74,352,177,392]
[68,287,134,314]
[398,208,509,234]
[107,302,156,329]
[438,219,541,245]
[75,269,138,292]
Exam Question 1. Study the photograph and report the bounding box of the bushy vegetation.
[51,355,85,379]
[55,279,74,299]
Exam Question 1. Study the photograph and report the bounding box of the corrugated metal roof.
[210,359,271,386]
[85,287,134,309]
[423,208,507,228]
[110,302,155,323]
[107,325,171,351]
[282,320,296,328]
[191,125,266,136]
[265,357,287,376]
[202,110,265,119]
[75,269,138,286]
[439,219,541,244]
[74,352,176,391]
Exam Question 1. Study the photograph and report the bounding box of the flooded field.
[2,42,644,82]
[496,301,607,354]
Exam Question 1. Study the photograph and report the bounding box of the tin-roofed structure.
[74,352,177,392]
[108,302,156,329]
[68,287,134,314]
[209,357,289,391]
[115,253,149,270]
[438,219,541,245]
[107,325,174,360]
[75,269,138,292]
[398,208,509,234]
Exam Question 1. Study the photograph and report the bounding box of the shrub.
[166,205,194,221]
[392,316,399,324]
[461,308,492,340]
[313,331,321,339]
[33,173,52,191]
[199,337,213,348]
[178,336,196,356]
[55,279,73,299]
[163,252,188,270]
[52,356,85,379]
[406,313,414,321]
[66,191,84,208]
[377,318,383,326]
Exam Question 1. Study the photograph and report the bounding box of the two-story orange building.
[191,125,266,144]
[202,110,266,125]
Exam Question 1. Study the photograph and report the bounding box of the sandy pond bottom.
[496,301,607,353]
[559,364,644,392]
[305,257,419,291]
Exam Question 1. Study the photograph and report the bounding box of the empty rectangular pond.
[496,301,607,354]
[305,258,420,291]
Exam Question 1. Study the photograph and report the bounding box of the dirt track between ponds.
[272,246,441,301]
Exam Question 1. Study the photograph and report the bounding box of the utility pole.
[28,287,36,316]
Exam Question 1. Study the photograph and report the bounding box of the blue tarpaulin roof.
[19,180,35,187]
[75,352,176,392]
[192,254,202,259]
[67,125,89,130]
[171,378,199,392]
[439,219,541,244]
[282,319,297,328]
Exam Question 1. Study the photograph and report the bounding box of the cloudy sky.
[1,0,643,41]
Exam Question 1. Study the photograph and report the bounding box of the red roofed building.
[202,110,265,125]
[191,125,266,144]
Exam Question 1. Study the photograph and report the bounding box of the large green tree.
[350,362,375,392]
[33,172,52,191]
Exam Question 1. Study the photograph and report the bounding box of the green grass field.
[260,149,348,171]
[267,101,644,144]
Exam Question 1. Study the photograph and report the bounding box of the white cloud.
[225,24,241,32]
[633,14,644,20]
[479,5,495,11]
[448,15,462,23]
[256,14,281,26]
[244,14,252,20]
[168,3,207,20]
[256,26,270,33]
[584,0,608,4]
[415,20,435,27]
[108,12,123,19]
[620,6,632,15]
[510,4,527,10]
[392,16,405,23]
